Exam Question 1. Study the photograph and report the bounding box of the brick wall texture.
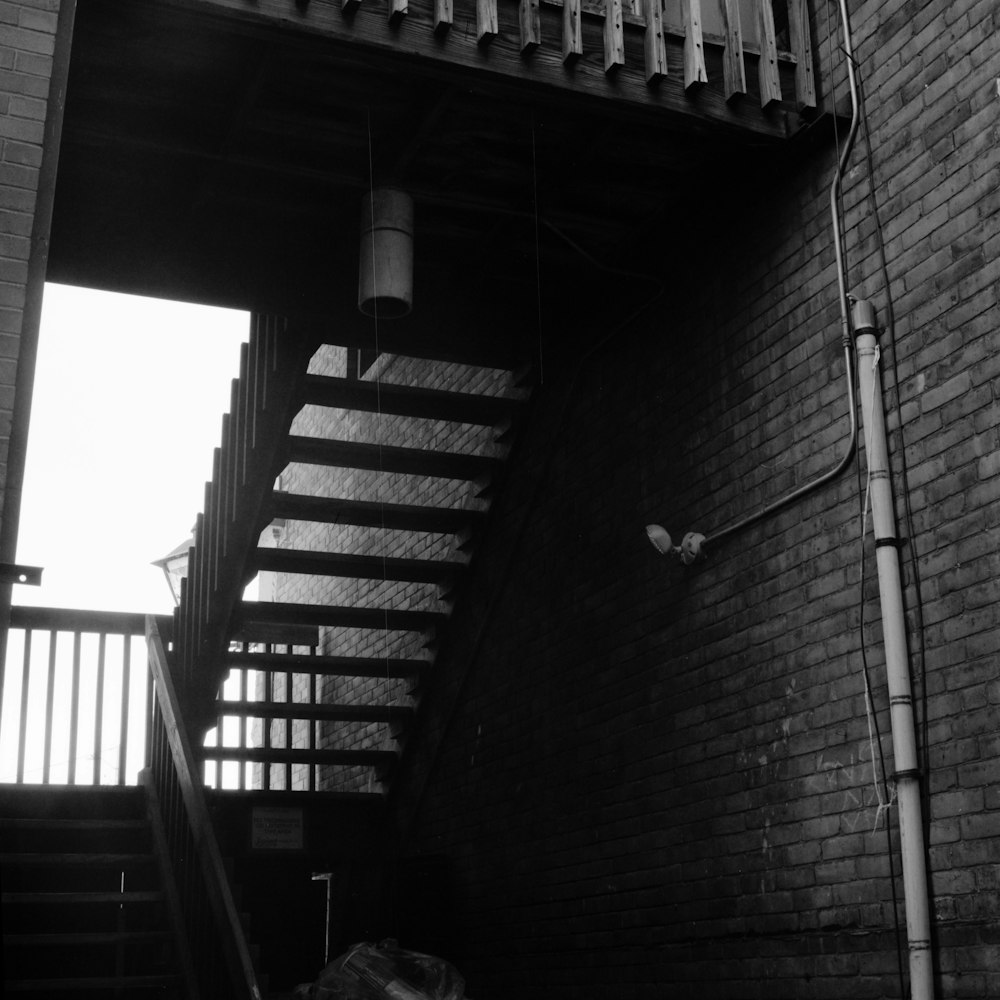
[330,0,993,996]
[0,0,60,527]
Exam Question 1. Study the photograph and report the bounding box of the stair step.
[270,493,485,535]
[4,974,181,992]
[301,374,520,426]
[225,650,425,679]
[253,548,462,585]
[236,600,445,633]
[4,931,172,947]
[2,890,164,905]
[286,436,499,484]
[215,700,414,725]
[0,852,152,867]
[0,818,147,833]
[200,747,396,768]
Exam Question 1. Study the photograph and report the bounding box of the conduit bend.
[647,0,861,560]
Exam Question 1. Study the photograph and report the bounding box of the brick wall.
[0,0,62,540]
[372,0,1000,995]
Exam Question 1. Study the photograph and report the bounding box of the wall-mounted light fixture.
[645,524,705,564]
[358,188,414,318]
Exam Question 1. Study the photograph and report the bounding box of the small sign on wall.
[251,806,304,851]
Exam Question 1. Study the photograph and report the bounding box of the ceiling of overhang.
[48,0,787,366]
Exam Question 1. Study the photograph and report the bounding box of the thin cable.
[530,114,544,386]
[365,110,393,793]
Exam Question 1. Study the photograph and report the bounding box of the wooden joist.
[225,650,425,679]
[270,492,486,535]
[301,374,520,426]
[286,436,500,484]
[254,548,462,585]
[563,0,583,63]
[520,0,541,52]
[642,0,668,82]
[788,0,816,110]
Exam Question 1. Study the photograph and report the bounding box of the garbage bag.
[298,940,466,1000]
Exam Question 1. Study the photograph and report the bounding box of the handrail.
[146,616,263,1000]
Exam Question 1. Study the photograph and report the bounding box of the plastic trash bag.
[296,940,467,1000]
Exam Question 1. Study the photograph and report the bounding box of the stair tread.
[200,747,396,766]
[225,650,425,678]
[2,890,164,904]
[302,374,520,425]
[4,930,172,946]
[215,699,414,723]
[254,547,462,583]
[1,852,152,865]
[287,436,499,482]
[0,818,147,831]
[5,974,180,991]
[236,600,445,632]
[270,493,485,534]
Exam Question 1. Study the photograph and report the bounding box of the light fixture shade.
[358,188,413,318]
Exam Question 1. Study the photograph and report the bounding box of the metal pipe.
[854,299,934,1000]
[698,0,863,553]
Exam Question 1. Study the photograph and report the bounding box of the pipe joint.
[851,296,879,338]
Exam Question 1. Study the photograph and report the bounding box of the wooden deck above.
[49,0,822,365]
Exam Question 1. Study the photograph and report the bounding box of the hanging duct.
[358,188,414,318]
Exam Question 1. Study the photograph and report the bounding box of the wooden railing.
[174,314,317,732]
[146,616,263,1000]
[206,0,815,126]
[0,606,169,785]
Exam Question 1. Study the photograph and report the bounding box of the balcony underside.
[49,0,815,367]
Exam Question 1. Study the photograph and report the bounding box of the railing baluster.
[562,0,582,63]
[93,633,106,784]
[721,0,746,101]
[16,629,31,782]
[756,0,782,106]
[682,0,707,89]
[519,0,540,52]
[643,0,668,82]
[68,632,82,784]
[604,0,624,74]
[120,634,132,784]
[787,0,815,109]
[43,630,57,783]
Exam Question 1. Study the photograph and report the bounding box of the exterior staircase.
[0,783,194,998]
[180,318,529,795]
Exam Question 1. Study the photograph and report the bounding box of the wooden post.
[389,0,407,21]
[563,0,583,64]
[520,0,541,52]
[643,0,668,82]
[788,0,816,110]
[604,0,625,73]
[757,0,782,106]
[682,0,707,90]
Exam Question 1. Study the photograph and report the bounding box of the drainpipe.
[853,297,934,1000]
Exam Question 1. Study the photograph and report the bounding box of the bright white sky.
[13,283,250,614]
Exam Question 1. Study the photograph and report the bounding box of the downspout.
[852,298,934,1000]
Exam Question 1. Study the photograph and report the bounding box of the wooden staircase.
[0,783,193,998]
[180,321,529,795]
